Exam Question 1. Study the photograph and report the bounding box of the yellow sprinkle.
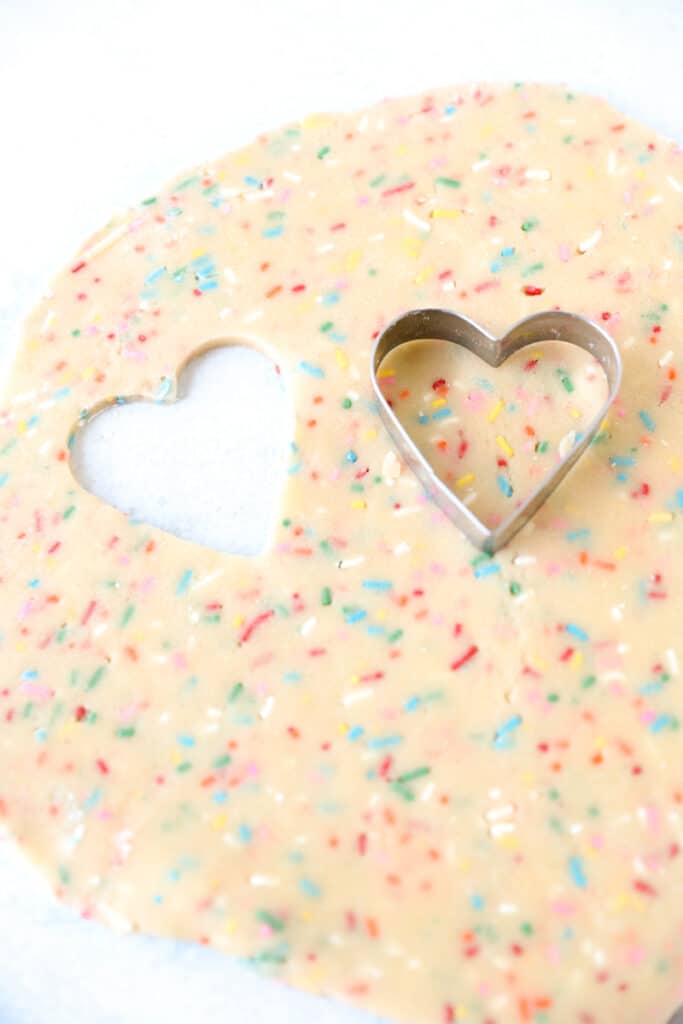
[432,397,447,409]
[498,834,520,850]
[378,367,394,378]
[345,250,362,271]
[350,674,360,686]
[225,918,238,935]
[17,421,27,434]
[401,236,423,258]
[488,399,505,423]
[571,650,583,670]
[363,428,378,441]
[456,473,475,487]
[430,208,461,220]
[569,407,582,420]
[614,545,628,560]
[191,249,208,261]
[335,349,348,370]
[414,265,433,285]
[339,722,350,736]
[496,435,514,457]
[302,113,334,130]
[649,512,674,524]
[211,813,228,831]
[351,499,367,510]
[232,614,245,628]
[376,609,386,622]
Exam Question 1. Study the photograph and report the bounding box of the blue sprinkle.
[213,791,228,804]
[345,609,367,624]
[497,476,513,498]
[404,696,421,713]
[418,412,429,424]
[198,279,218,292]
[22,669,39,681]
[176,734,196,748]
[493,715,523,749]
[244,175,261,186]
[53,387,71,401]
[470,893,485,910]
[676,490,683,509]
[566,623,589,642]
[299,878,321,899]
[322,292,340,305]
[346,450,358,463]
[362,580,392,591]
[155,377,172,403]
[176,570,193,596]
[566,528,590,543]
[501,246,515,257]
[28,579,41,589]
[0,473,8,488]
[639,680,666,696]
[490,259,502,273]
[263,225,285,239]
[610,455,635,468]
[474,562,501,580]
[651,714,674,734]
[639,410,655,432]
[299,361,325,378]
[238,824,253,843]
[368,735,403,750]
[348,726,364,741]
[569,856,588,889]
[83,788,102,811]
[432,407,452,420]
[145,267,166,285]
[283,671,302,684]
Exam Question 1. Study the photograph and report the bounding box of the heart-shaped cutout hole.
[71,344,290,555]
[378,337,608,530]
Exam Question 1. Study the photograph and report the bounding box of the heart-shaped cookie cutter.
[372,308,622,554]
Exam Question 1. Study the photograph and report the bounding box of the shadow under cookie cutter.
[371,308,622,554]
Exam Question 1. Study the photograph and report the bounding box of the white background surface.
[2,1,683,1022]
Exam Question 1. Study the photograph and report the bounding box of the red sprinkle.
[451,644,479,671]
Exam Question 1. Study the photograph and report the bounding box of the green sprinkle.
[63,505,76,520]
[319,321,333,333]
[397,766,431,784]
[547,693,560,703]
[537,440,549,454]
[229,682,244,703]
[390,780,416,802]
[435,176,461,188]
[521,218,539,232]
[342,397,352,409]
[141,196,158,206]
[256,910,286,932]
[213,753,232,768]
[387,629,404,644]
[120,604,136,629]
[509,581,522,596]
[557,370,575,393]
[317,146,331,160]
[176,762,192,773]
[86,666,106,691]
[321,587,332,606]
[116,726,136,739]
[582,675,597,690]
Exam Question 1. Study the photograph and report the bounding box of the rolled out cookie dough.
[1,84,683,1024]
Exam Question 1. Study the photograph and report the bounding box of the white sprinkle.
[525,168,552,181]
[577,227,603,254]
[393,541,411,556]
[607,150,617,174]
[402,209,431,233]
[300,616,317,637]
[559,430,577,459]
[667,175,683,193]
[249,874,281,888]
[666,648,680,677]
[472,159,490,172]
[245,189,275,202]
[513,554,537,567]
[244,309,264,323]
[282,170,302,182]
[260,695,275,720]
[611,604,625,622]
[223,266,238,285]
[81,223,128,262]
[342,687,375,706]
[40,310,56,335]
[337,555,365,569]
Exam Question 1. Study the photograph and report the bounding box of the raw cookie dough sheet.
[1,84,683,1024]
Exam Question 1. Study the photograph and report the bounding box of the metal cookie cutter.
[371,308,622,554]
